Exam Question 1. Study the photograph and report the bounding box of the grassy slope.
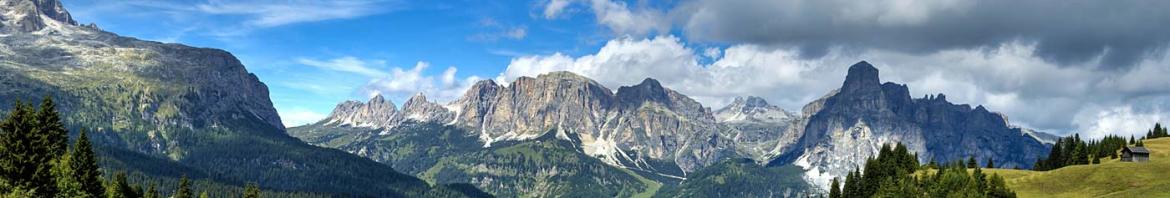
[981,137,1170,198]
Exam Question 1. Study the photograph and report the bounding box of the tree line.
[0,97,262,198]
[827,143,1016,198]
[1033,123,1165,171]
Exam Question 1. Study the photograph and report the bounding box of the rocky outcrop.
[767,61,1051,189]
[1,0,78,33]
[715,96,797,161]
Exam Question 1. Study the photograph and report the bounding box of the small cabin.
[1121,146,1150,162]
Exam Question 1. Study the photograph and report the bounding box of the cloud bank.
[499,35,1170,139]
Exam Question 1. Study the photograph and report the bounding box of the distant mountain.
[298,72,736,176]
[0,0,470,196]
[766,61,1051,189]
[293,62,1058,195]
[714,96,798,161]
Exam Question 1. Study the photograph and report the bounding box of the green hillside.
[983,137,1170,198]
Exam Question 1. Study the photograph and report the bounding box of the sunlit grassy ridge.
[982,137,1170,198]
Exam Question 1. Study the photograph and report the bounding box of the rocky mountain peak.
[615,78,671,106]
[741,96,770,108]
[1,0,79,32]
[841,61,881,94]
[404,93,428,107]
[716,96,792,123]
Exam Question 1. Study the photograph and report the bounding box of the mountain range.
[2,0,1056,196]
[291,62,1052,195]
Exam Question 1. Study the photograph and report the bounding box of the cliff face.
[768,61,1050,189]
[0,1,439,195]
[302,71,734,174]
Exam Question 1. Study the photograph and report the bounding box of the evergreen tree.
[828,178,840,198]
[243,183,261,198]
[966,156,977,169]
[0,101,39,192]
[986,157,995,169]
[176,175,193,198]
[0,98,73,197]
[1137,140,1145,147]
[106,172,128,198]
[31,96,69,196]
[71,129,104,197]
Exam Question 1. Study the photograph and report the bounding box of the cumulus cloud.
[541,0,669,36]
[500,35,1170,138]
[362,62,483,102]
[1074,106,1166,140]
[673,0,1170,67]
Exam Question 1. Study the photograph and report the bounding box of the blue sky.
[62,0,1170,138]
[62,0,630,126]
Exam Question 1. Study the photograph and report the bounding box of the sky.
[61,0,1170,139]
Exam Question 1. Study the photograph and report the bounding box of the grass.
[617,167,662,198]
[980,137,1170,198]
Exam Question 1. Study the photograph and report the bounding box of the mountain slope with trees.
[0,0,486,196]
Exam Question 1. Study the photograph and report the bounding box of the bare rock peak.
[1,0,79,32]
[841,61,882,94]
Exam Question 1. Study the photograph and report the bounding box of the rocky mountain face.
[0,1,451,196]
[297,62,1056,194]
[301,71,735,176]
[766,61,1051,189]
[715,96,797,161]
[322,93,453,132]
[1,0,78,32]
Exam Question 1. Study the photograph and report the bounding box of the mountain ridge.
[0,0,468,196]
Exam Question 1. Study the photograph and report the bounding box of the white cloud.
[500,35,1170,137]
[196,0,396,27]
[1075,106,1165,140]
[362,62,483,102]
[297,56,388,77]
[539,0,669,36]
[543,0,572,19]
[280,108,328,127]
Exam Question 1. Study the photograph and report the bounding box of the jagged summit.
[770,61,1050,190]
[616,78,672,106]
[1,0,80,32]
[739,96,770,109]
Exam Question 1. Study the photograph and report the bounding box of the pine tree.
[1130,135,1136,145]
[828,178,841,198]
[1137,140,1145,147]
[176,175,193,198]
[72,129,104,197]
[106,172,129,198]
[967,156,977,169]
[243,183,261,198]
[0,101,38,192]
[985,157,995,169]
[31,96,69,196]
